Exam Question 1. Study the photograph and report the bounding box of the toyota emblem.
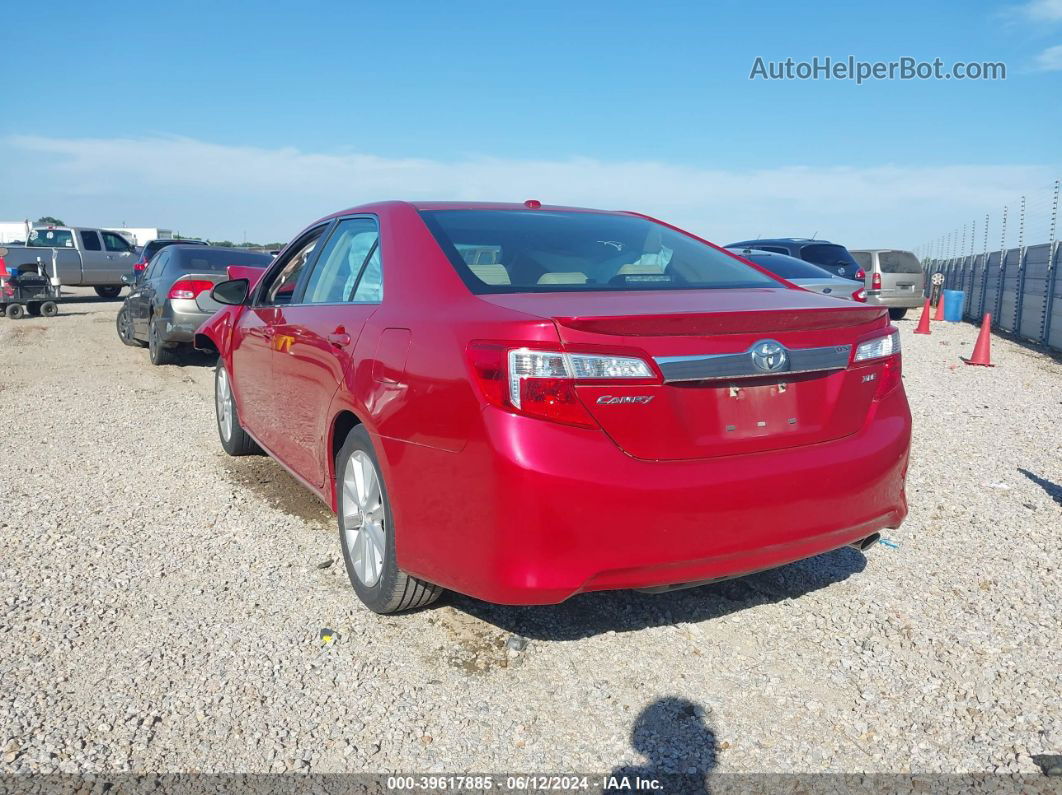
[750,340,788,373]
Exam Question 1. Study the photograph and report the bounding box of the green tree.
[36,215,65,226]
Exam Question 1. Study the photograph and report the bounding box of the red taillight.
[466,342,657,428]
[855,268,866,281]
[875,355,902,398]
[851,287,867,302]
[168,278,214,300]
[871,272,882,290]
[133,261,147,272]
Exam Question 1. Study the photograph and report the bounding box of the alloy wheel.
[342,451,386,587]
[216,368,233,442]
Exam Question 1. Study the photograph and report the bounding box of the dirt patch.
[429,607,512,674]
[218,456,333,529]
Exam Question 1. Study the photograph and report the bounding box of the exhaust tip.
[852,532,881,551]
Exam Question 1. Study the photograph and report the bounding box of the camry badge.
[750,340,788,373]
[596,395,654,405]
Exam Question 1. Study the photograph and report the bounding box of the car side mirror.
[212,278,250,306]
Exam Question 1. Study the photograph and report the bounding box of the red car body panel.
[197,201,910,604]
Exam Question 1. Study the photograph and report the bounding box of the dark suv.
[726,238,863,280]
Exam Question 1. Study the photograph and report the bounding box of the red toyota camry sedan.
[197,201,910,613]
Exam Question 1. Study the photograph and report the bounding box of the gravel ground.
[0,289,1059,778]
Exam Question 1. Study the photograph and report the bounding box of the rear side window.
[730,249,836,280]
[101,231,133,252]
[146,249,170,279]
[301,218,381,304]
[420,210,776,294]
[80,231,102,251]
[850,251,872,269]
[754,245,791,255]
[879,251,923,274]
[28,229,74,248]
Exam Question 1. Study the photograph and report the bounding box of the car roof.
[321,200,631,219]
[151,238,206,245]
[727,237,839,246]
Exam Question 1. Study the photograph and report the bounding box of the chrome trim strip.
[655,343,851,383]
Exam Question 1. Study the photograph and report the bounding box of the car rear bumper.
[865,292,924,309]
[386,386,911,605]
[160,301,213,343]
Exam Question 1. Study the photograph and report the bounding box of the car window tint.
[146,250,169,279]
[351,242,383,302]
[879,251,923,274]
[28,229,74,248]
[80,231,102,251]
[302,218,380,304]
[263,234,321,305]
[101,231,132,252]
[850,251,872,269]
[799,243,858,269]
[755,246,790,255]
[727,249,835,279]
[420,210,775,294]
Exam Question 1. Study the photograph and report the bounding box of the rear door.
[100,231,136,282]
[877,250,924,296]
[129,249,170,336]
[270,216,382,486]
[78,230,108,279]
[231,227,327,451]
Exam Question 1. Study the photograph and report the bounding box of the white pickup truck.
[1,226,136,298]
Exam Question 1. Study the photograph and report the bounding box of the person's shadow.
[605,697,718,794]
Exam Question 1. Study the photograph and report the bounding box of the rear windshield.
[420,210,777,293]
[879,250,923,274]
[728,249,836,280]
[799,243,859,269]
[144,239,201,259]
[169,248,272,273]
[28,229,74,248]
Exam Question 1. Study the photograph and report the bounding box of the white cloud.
[1032,42,1062,69]
[1014,0,1062,21]
[0,133,1056,250]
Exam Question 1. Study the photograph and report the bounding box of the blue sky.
[2,0,1060,250]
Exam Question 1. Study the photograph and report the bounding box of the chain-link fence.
[917,179,1061,352]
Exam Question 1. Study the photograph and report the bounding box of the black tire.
[888,308,908,320]
[214,364,261,456]
[40,301,58,317]
[336,425,443,614]
[116,306,145,347]
[94,286,122,299]
[147,318,175,365]
[6,303,24,320]
[27,302,41,316]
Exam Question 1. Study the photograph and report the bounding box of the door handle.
[327,332,351,348]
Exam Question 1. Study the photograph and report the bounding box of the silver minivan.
[850,249,925,319]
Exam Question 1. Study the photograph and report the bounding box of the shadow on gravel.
[1018,468,1062,507]
[607,697,717,792]
[452,546,867,641]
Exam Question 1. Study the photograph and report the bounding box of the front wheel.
[337,426,443,614]
[888,308,908,320]
[94,286,122,299]
[215,364,261,456]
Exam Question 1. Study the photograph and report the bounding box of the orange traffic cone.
[963,314,994,367]
[913,299,932,334]
[933,295,945,321]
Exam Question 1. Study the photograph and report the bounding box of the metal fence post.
[1015,197,1028,336]
[995,206,1008,325]
[1043,180,1060,346]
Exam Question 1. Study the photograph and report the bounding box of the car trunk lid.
[479,289,890,460]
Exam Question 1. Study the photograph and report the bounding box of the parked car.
[0,226,137,298]
[850,249,926,320]
[727,247,866,302]
[116,245,271,364]
[197,201,910,614]
[131,238,207,275]
[726,237,865,281]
